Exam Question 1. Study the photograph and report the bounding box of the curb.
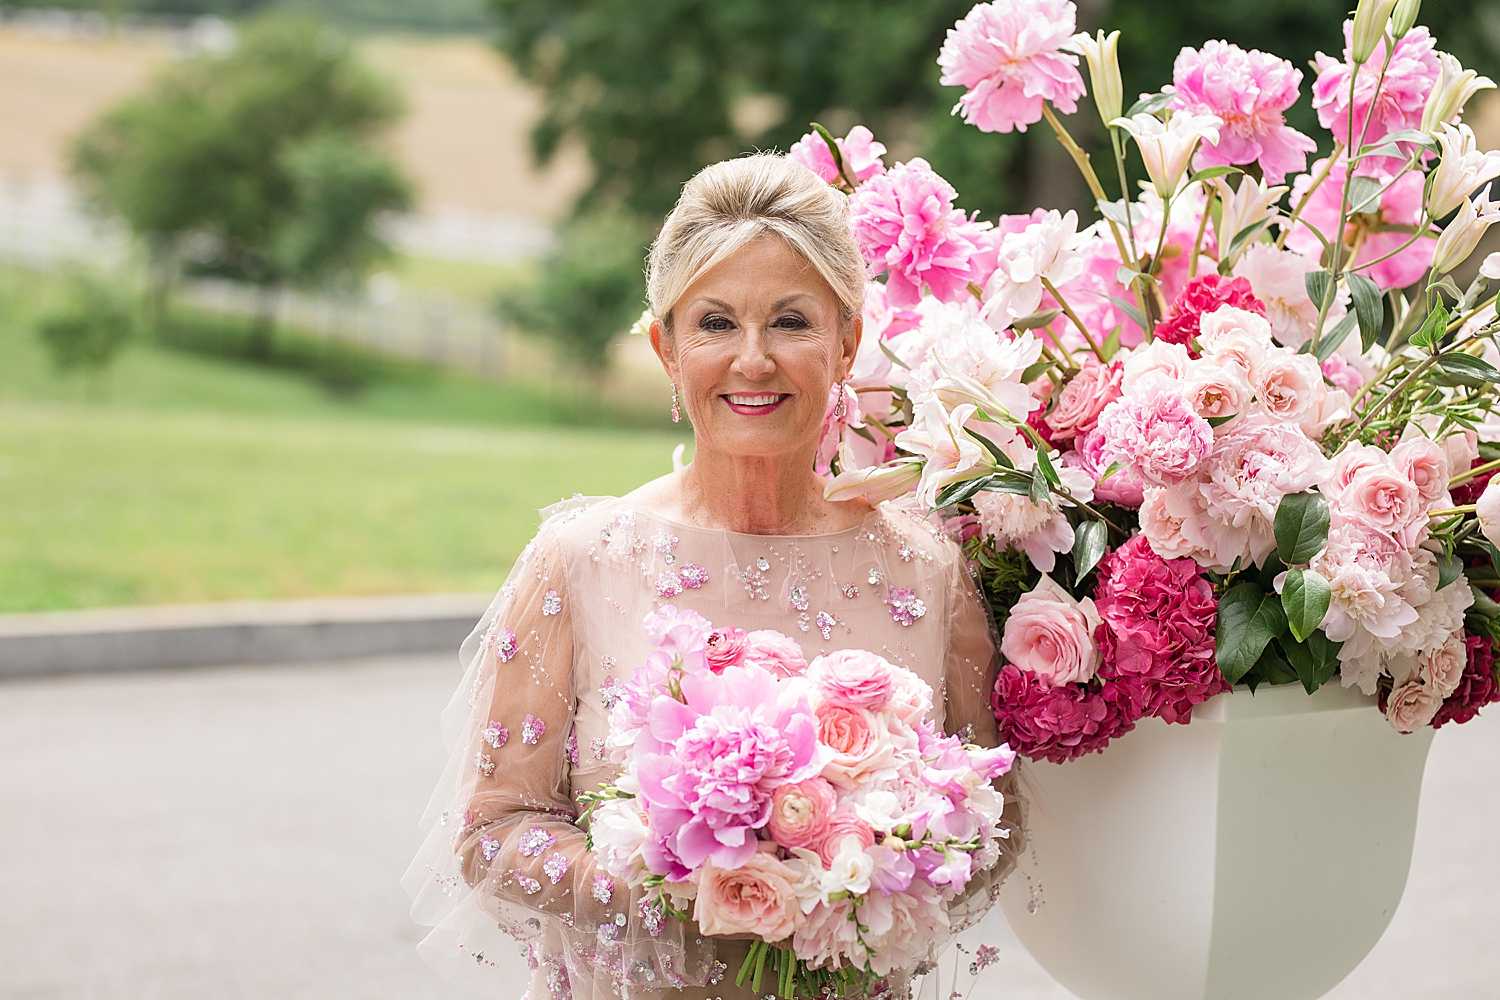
[0,593,492,679]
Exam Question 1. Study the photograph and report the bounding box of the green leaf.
[1098,293,1149,334]
[1205,413,1237,427]
[1304,269,1334,313]
[1033,442,1062,486]
[1011,308,1062,331]
[1224,221,1267,264]
[1028,463,1051,506]
[1216,582,1290,684]
[1281,632,1343,695]
[1098,459,1124,483]
[1347,271,1384,353]
[935,475,995,509]
[1314,313,1358,362]
[1100,328,1122,360]
[1191,165,1242,183]
[1019,359,1055,384]
[1071,519,1108,579]
[1409,302,1451,349]
[1097,200,1144,228]
[1125,91,1172,117]
[1359,128,1437,154]
[1437,352,1500,383]
[968,430,1012,467]
[810,122,854,187]
[1281,568,1332,643]
[1274,492,1331,565]
[1437,551,1464,591]
[1346,174,1384,214]
[877,338,909,371]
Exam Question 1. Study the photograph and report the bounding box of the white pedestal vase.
[997,682,1435,1000]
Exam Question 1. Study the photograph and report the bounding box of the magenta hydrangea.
[847,158,990,306]
[1093,536,1226,725]
[936,0,1086,134]
[786,125,887,185]
[1167,40,1317,185]
[990,663,1135,763]
[1311,23,1441,156]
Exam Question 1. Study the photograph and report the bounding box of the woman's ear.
[649,317,676,382]
[840,314,863,381]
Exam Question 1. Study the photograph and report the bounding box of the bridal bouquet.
[584,607,1015,997]
[811,0,1500,759]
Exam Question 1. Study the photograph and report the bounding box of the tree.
[71,14,410,354]
[36,274,135,397]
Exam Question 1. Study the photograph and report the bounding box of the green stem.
[1452,457,1500,487]
[1277,144,1345,250]
[1041,277,1106,360]
[1189,179,1213,278]
[1428,504,1478,517]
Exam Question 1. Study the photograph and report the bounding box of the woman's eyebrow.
[771,293,814,311]
[692,297,736,312]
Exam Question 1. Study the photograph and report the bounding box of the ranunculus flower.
[814,813,877,869]
[1096,385,1215,487]
[1120,339,1193,393]
[1198,305,1274,374]
[937,0,1086,134]
[1167,39,1317,184]
[766,777,838,849]
[696,853,803,941]
[1154,273,1267,347]
[848,158,989,306]
[1045,357,1122,440]
[786,124,887,185]
[809,649,897,710]
[743,629,809,677]
[1000,575,1103,687]
[704,626,749,674]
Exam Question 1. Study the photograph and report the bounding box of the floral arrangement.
[584,607,1015,997]
[798,0,1500,761]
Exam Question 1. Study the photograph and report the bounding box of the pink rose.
[1329,443,1390,493]
[886,670,935,726]
[1045,357,1122,440]
[817,703,900,789]
[999,576,1102,687]
[743,630,808,677]
[1423,635,1469,700]
[1182,364,1251,427]
[810,649,896,710]
[816,703,874,758]
[696,853,802,941]
[814,813,877,869]
[1251,352,1322,422]
[704,626,749,674]
[1340,466,1422,533]
[1120,340,1192,394]
[1321,353,1364,396]
[1389,437,1450,505]
[766,778,838,848]
[1385,678,1442,734]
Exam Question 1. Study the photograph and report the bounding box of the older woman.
[406,154,1019,1000]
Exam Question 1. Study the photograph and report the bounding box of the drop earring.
[832,380,849,420]
[670,382,681,423]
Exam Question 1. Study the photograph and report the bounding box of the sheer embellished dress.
[404,496,1022,1000]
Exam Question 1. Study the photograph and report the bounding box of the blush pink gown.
[405,496,1022,1000]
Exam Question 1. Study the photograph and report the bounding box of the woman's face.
[655,237,860,461]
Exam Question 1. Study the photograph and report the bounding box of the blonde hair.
[647,153,866,333]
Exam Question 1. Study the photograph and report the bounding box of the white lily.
[1427,123,1500,218]
[1214,175,1288,254]
[824,452,924,504]
[1112,111,1223,200]
[896,399,990,509]
[1068,29,1123,128]
[1350,0,1399,65]
[1421,52,1497,133]
[1432,190,1500,274]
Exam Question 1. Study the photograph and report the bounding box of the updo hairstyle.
[646,153,866,334]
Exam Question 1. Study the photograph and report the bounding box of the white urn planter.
[997,681,1435,1000]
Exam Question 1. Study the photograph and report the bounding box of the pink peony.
[814,813,877,869]
[696,853,802,941]
[743,629,808,677]
[1065,428,1147,506]
[1093,536,1226,724]
[1168,40,1317,184]
[809,649,896,710]
[634,664,822,877]
[766,777,838,848]
[1197,417,1334,568]
[847,158,989,306]
[1431,635,1500,729]
[1000,576,1103,686]
[990,663,1135,763]
[860,280,922,344]
[1045,357,1122,440]
[1286,157,1433,290]
[704,626,749,674]
[792,897,862,970]
[786,124,887,185]
[1234,244,1346,348]
[1096,386,1215,487]
[1311,24,1441,155]
[1154,273,1266,347]
[937,0,1086,134]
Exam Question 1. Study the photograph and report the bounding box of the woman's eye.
[699,315,734,332]
[773,315,809,329]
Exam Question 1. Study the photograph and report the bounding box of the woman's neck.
[678,445,834,535]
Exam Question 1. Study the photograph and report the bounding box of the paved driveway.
[0,656,1494,999]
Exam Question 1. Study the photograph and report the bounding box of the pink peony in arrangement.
[586,608,1015,993]
[814,1,1500,760]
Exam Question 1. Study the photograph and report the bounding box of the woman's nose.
[732,325,776,379]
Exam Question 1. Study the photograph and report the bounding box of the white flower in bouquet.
[1426,123,1500,218]
[1213,175,1287,253]
[591,797,650,882]
[897,399,988,508]
[1420,51,1496,133]
[980,208,1088,328]
[1476,477,1500,550]
[1120,339,1193,392]
[973,461,1095,572]
[1068,28,1123,126]
[1432,189,1500,274]
[1112,110,1222,199]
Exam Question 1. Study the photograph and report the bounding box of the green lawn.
[0,267,688,612]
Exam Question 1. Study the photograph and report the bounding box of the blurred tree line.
[493,0,1500,370]
[3,0,489,32]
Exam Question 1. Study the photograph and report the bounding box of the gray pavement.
[0,655,1495,1000]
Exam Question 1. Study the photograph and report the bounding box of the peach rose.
[1385,678,1443,734]
[1182,364,1251,428]
[999,575,1103,687]
[817,703,899,789]
[744,630,809,677]
[1045,357,1123,440]
[1422,635,1469,700]
[696,853,802,941]
[766,778,838,849]
[1251,352,1321,422]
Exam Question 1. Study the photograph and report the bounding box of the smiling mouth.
[722,392,790,415]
